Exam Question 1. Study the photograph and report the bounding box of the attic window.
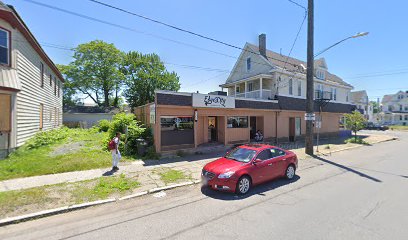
[0,28,10,66]
[246,57,251,72]
[316,70,325,80]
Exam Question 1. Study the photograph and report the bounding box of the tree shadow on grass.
[201,175,300,201]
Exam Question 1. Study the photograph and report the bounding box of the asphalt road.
[1,131,407,240]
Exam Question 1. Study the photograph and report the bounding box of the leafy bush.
[143,146,160,160]
[106,113,146,156]
[97,119,111,132]
[345,137,369,145]
[26,127,70,149]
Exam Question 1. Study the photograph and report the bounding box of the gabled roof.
[246,43,353,88]
[0,2,64,81]
[350,90,368,103]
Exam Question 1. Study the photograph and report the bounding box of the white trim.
[155,90,192,96]
[235,97,278,103]
[225,43,273,84]
[220,73,273,88]
[271,68,353,89]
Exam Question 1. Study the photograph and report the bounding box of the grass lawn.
[0,174,140,218]
[0,128,136,181]
[389,125,408,131]
[158,169,191,184]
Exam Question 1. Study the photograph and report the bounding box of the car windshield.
[225,147,257,163]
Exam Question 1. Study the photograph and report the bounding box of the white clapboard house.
[0,2,63,158]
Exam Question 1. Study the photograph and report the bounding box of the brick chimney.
[259,34,267,58]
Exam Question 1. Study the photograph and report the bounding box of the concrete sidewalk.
[0,132,397,193]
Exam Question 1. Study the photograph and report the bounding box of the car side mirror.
[253,159,262,165]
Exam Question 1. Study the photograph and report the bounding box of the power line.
[86,0,303,67]
[276,0,308,89]
[182,72,228,88]
[23,0,293,78]
[345,71,408,80]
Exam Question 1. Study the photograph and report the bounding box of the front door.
[208,117,217,142]
[289,117,295,142]
[269,148,288,178]
[252,149,273,184]
[250,116,257,140]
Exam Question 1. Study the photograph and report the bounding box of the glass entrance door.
[208,117,217,142]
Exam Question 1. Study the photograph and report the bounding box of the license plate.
[201,176,208,186]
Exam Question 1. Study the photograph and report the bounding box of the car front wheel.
[285,165,296,180]
[236,176,251,195]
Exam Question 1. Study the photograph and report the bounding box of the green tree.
[344,110,367,141]
[370,101,380,114]
[122,51,180,109]
[57,64,79,107]
[58,40,124,107]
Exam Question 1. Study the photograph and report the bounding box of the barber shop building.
[135,34,355,153]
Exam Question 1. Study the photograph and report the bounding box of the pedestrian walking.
[109,132,121,171]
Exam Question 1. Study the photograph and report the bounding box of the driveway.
[0,131,407,240]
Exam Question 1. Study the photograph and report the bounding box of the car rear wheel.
[236,176,251,195]
[285,164,296,180]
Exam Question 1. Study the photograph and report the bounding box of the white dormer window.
[246,57,251,72]
[316,70,325,80]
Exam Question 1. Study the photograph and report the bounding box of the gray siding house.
[0,2,63,158]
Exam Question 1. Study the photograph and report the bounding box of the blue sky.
[7,0,408,102]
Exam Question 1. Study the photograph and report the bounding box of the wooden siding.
[14,29,63,147]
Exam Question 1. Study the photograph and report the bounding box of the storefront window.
[160,116,194,147]
[227,116,248,128]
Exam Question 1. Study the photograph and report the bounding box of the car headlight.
[218,171,235,179]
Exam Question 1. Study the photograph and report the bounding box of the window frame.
[297,80,301,96]
[289,78,293,95]
[54,76,57,96]
[227,116,249,128]
[246,57,251,72]
[40,62,44,88]
[0,27,11,67]
[247,82,253,92]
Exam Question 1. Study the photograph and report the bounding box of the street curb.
[326,137,398,155]
[0,198,116,227]
[2,137,396,227]
[148,181,194,193]
[0,181,200,227]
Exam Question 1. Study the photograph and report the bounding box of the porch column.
[245,81,248,98]
[234,84,237,97]
[260,78,263,99]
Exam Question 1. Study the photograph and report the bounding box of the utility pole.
[305,0,314,155]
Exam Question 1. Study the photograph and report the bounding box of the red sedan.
[202,144,298,195]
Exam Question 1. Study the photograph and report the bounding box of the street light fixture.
[305,27,369,156]
[314,32,369,58]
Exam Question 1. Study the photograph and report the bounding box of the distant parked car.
[201,144,298,195]
[364,122,389,131]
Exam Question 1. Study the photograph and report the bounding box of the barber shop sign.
[192,93,235,108]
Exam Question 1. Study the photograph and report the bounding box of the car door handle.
[268,163,273,166]
[282,159,286,161]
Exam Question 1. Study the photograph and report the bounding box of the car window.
[256,150,271,161]
[225,147,257,163]
[270,148,286,158]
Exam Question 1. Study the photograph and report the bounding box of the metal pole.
[305,0,314,155]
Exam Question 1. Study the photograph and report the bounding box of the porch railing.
[235,90,275,100]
